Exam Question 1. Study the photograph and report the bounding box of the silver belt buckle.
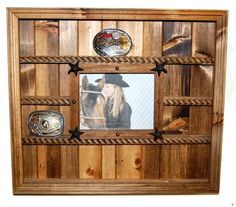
[28,110,64,137]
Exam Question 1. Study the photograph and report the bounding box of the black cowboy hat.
[95,74,129,87]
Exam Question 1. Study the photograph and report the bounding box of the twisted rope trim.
[21,96,71,106]
[20,56,214,65]
[22,135,211,145]
[163,97,213,106]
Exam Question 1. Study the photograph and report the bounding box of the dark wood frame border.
[8,8,227,194]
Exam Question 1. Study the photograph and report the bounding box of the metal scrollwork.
[28,111,64,136]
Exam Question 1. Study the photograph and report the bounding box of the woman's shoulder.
[122,101,132,113]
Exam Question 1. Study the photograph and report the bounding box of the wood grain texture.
[9,8,226,21]
[59,21,79,179]
[101,21,117,179]
[160,22,192,179]
[19,20,38,180]
[141,21,162,179]
[8,8,227,194]
[210,13,228,191]
[187,22,215,179]
[78,21,102,179]
[35,20,61,179]
[115,21,143,179]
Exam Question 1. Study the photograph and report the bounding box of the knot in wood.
[86,167,94,176]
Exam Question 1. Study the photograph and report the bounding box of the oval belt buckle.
[93,28,132,57]
[28,110,64,137]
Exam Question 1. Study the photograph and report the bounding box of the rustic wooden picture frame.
[8,8,227,194]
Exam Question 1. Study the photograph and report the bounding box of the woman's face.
[103,83,115,97]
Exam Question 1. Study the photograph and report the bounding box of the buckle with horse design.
[28,110,64,136]
[93,28,132,57]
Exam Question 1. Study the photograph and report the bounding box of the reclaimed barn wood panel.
[187,22,215,178]
[20,20,37,179]
[160,22,192,179]
[59,21,79,179]
[35,20,61,179]
[141,21,162,179]
[101,21,117,179]
[9,8,227,194]
[78,21,102,179]
[116,21,143,179]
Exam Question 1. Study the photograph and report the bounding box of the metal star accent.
[68,62,83,76]
[151,61,167,76]
[69,126,84,140]
[150,128,164,142]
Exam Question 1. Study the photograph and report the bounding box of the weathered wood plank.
[19,20,38,179]
[35,20,61,179]
[59,21,80,179]
[141,21,162,179]
[78,21,102,179]
[187,22,215,179]
[101,21,117,179]
[116,21,143,179]
[160,22,192,179]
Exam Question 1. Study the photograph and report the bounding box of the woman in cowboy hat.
[96,74,132,129]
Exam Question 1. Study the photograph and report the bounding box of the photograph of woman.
[95,74,132,129]
[80,73,154,130]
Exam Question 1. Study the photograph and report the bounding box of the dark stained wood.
[141,21,162,179]
[187,22,216,179]
[160,22,192,179]
[210,13,227,191]
[19,20,38,179]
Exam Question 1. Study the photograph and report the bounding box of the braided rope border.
[21,96,71,106]
[20,56,214,65]
[163,97,213,106]
[21,96,213,106]
[22,136,211,145]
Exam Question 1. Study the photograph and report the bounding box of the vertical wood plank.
[35,20,61,179]
[187,22,215,179]
[116,21,143,179]
[59,21,79,179]
[78,21,102,179]
[101,21,117,179]
[210,15,227,189]
[141,21,162,179]
[19,20,38,179]
[160,22,191,179]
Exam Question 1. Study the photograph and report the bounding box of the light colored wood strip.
[10,8,225,21]
[59,20,79,179]
[116,21,143,179]
[78,20,102,179]
[35,20,61,179]
[101,21,117,179]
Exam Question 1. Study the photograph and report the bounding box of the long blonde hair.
[109,85,126,118]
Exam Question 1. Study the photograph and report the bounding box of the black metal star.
[68,61,83,76]
[69,126,84,140]
[151,61,167,76]
[150,128,164,142]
